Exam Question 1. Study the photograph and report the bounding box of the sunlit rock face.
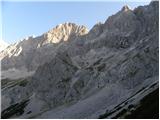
[46,23,88,44]
[0,23,88,71]
[1,1,159,119]
[0,40,8,52]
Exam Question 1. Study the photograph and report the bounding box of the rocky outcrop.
[45,23,88,44]
[0,41,8,52]
[0,23,88,71]
[1,1,159,119]
[30,51,78,108]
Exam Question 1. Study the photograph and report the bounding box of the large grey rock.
[1,1,159,119]
[0,41,8,52]
[0,23,88,71]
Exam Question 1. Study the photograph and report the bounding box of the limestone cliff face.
[0,41,8,52]
[45,23,88,44]
[0,23,88,71]
[1,1,159,119]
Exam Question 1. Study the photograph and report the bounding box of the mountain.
[0,41,8,52]
[1,1,159,119]
[0,23,88,80]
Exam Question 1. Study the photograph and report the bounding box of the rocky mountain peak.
[103,4,139,34]
[0,40,8,52]
[1,1,159,119]
[45,22,88,43]
[87,22,104,39]
[121,5,131,12]
[150,0,158,6]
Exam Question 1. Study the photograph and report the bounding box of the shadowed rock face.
[1,1,159,119]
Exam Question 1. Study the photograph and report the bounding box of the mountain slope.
[0,23,88,71]
[1,1,159,119]
[0,41,8,52]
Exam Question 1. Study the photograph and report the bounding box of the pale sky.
[1,0,150,44]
